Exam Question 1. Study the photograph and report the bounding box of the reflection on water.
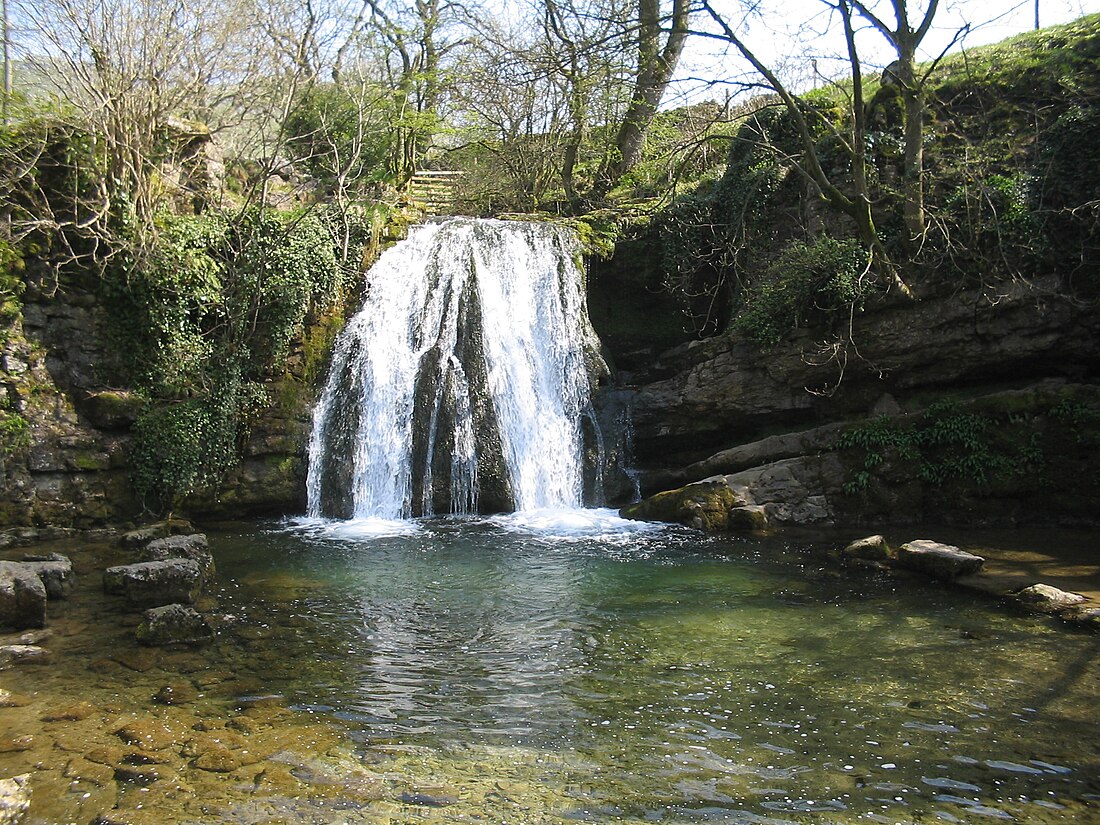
[218,514,1100,822]
[1,513,1098,824]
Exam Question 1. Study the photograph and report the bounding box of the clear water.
[207,514,1100,823]
[3,516,1098,824]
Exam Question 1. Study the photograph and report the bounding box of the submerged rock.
[843,535,892,562]
[103,559,203,607]
[0,562,47,630]
[135,604,213,647]
[896,540,984,581]
[0,645,51,666]
[0,773,30,825]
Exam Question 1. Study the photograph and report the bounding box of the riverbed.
[2,513,1098,824]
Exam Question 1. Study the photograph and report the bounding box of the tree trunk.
[589,0,689,201]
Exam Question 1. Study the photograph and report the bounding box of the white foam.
[488,507,664,539]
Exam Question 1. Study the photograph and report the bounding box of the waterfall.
[306,217,608,520]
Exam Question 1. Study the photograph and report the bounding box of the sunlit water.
[2,515,1098,824]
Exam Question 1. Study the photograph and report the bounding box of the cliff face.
[598,275,1100,527]
[0,283,312,533]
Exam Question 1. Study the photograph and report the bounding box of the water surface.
[2,514,1098,824]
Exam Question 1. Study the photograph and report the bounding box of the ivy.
[732,236,871,347]
[832,396,1094,494]
[106,207,357,513]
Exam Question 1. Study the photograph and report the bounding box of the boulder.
[896,540,984,581]
[103,559,203,607]
[842,535,892,562]
[727,505,769,532]
[0,773,30,825]
[0,562,47,630]
[142,534,214,583]
[1015,583,1086,611]
[18,554,74,599]
[620,480,743,531]
[135,604,214,647]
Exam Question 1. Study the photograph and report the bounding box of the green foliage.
[0,240,26,321]
[108,207,355,512]
[0,409,30,456]
[832,396,1093,494]
[284,84,392,188]
[1035,103,1100,287]
[732,236,871,347]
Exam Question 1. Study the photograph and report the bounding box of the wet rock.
[0,645,51,666]
[119,519,195,548]
[18,555,74,599]
[115,720,178,751]
[103,559,203,607]
[113,763,166,785]
[727,504,769,532]
[84,746,125,766]
[1015,583,1086,610]
[843,535,892,562]
[895,540,984,581]
[142,534,214,583]
[41,701,97,722]
[112,649,158,672]
[620,480,743,531]
[400,788,460,806]
[63,757,115,787]
[235,694,286,710]
[0,562,47,630]
[0,773,30,825]
[153,681,198,705]
[135,604,213,647]
[0,735,34,754]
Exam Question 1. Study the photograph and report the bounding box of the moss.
[621,480,743,532]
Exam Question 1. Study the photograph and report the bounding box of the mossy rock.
[620,480,744,532]
[80,390,146,430]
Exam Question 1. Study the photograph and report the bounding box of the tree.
[10,0,268,259]
[590,0,691,200]
[692,0,969,295]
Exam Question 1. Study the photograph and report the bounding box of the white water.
[306,218,606,519]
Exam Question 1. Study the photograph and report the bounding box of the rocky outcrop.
[628,278,1097,467]
[618,276,1100,528]
[142,534,215,584]
[0,279,316,528]
[0,563,46,630]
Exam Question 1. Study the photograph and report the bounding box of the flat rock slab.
[896,540,985,581]
[103,559,203,607]
[142,534,215,583]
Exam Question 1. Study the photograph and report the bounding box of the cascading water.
[306,217,608,520]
